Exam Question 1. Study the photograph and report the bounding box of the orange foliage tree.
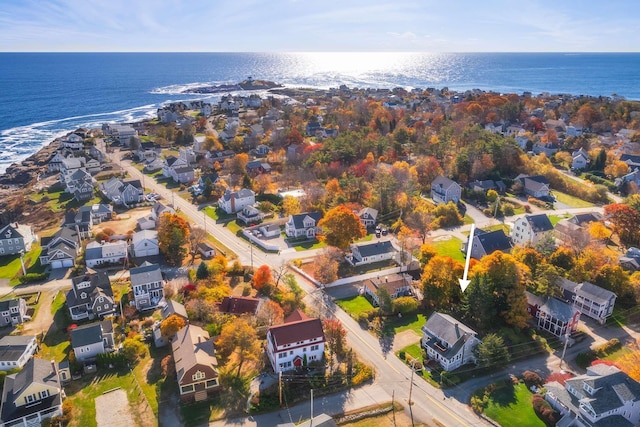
[253,265,273,292]
[157,213,190,266]
[318,205,366,250]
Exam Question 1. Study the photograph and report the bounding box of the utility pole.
[310,388,314,427]
[19,250,26,276]
[408,361,415,427]
[559,331,570,370]
[279,371,282,407]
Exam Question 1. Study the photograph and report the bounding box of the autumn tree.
[188,226,207,260]
[157,213,190,266]
[313,247,342,284]
[256,300,284,326]
[253,265,273,292]
[323,319,347,361]
[121,337,148,364]
[160,314,186,339]
[604,203,640,246]
[229,152,249,175]
[431,201,463,229]
[418,244,438,266]
[282,195,301,216]
[215,318,261,376]
[392,296,418,314]
[405,201,433,244]
[421,256,464,309]
[377,287,393,315]
[318,205,366,250]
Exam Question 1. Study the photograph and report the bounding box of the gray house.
[70,319,114,362]
[130,261,165,310]
[349,241,397,266]
[421,312,480,371]
[0,298,29,327]
[465,228,512,260]
[431,176,462,204]
[0,223,34,256]
[515,174,551,199]
[39,227,79,269]
[557,278,616,324]
[66,271,116,321]
[0,335,38,371]
[100,177,144,206]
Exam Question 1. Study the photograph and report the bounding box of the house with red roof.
[266,310,325,373]
[217,296,261,316]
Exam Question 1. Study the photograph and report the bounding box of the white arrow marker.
[459,224,475,292]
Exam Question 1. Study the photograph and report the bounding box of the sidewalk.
[207,383,391,427]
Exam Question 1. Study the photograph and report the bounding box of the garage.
[51,258,73,269]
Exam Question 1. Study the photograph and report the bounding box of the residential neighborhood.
[1,83,640,427]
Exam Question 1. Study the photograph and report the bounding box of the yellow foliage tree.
[160,314,186,339]
[318,205,366,250]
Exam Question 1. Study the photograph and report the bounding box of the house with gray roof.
[526,292,580,337]
[217,188,256,214]
[285,212,322,238]
[150,202,175,224]
[85,240,128,269]
[348,240,397,266]
[357,207,378,228]
[362,273,415,306]
[39,226,79,269]
[516,174,551,199]
[172,324,220,403]
[65,168,94,202]
[421,312,480,371]
[511,213,554,246]
[0,298,28,328]
[130,229,159,258]
[99,177,143,207]
[620,153,640,169]
[0,223,34,257]
[66,271,116,321]
[545,364,640,427]
[558,278,616,324]
[70,319,114,362]
[465,228,512,260]
[130,261,164,310]
[0,358,64,427]
[430,176,462,204]
[0,335,37,371]
[63,207,93,239]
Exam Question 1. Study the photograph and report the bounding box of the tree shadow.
[490,382,517,407]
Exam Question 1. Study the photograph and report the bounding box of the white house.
[217,188,256,214]
[571,147,589,170]
[558,278,616,324]
[0,358,64,427]
[84,240,128,268]
[129,262,165,310]
[266,310,325,374]
[421,312,480,371]
[545,364,640,427]
[511,214,554,246]
[285,212,322,238]
[131,230,159,258]
[0,298,28,327]
[357,207,378,228]
[0,335,38,371]
[430,176,462,204]
[237,205,264,225]
[70,319,114,362]
[349,241,397,266]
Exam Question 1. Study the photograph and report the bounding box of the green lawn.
[552,191,595,208]
[292,239,326,251]
[548,214,571,226]
[384,313,427,336]
[226,220,241,234]
[463,214,474,225]
[0,244,43,282]
[335,295,374,317]
[432,236,465,263]
[482,383,545,427]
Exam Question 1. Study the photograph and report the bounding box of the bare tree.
[188,226,208,260]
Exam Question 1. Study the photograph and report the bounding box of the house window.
[278,353,286,359]
[104,304,109,309]
[311,345,319,351]
[39,390,49,399]
[180,385,194,394]
[192,370,206,381]
[26,394,36,403]
[206,379,218,388]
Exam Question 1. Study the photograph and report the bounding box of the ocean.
[1,52,639,173]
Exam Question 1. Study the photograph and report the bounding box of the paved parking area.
[95,388,135,427]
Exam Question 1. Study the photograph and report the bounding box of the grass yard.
[431,236,465,263]
[292,238,326,251]
[482,382,545,427]
[335,295,374,318]
[384,313,427,336]
[548,214,571,226]
[65,365,156,427]
[181,398,225,427]
[0,244,43,284]
[226,220,241,234]
[552,191,595,208]
[607,306,640,327]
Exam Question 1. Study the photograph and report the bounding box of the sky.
[0,0,639,52]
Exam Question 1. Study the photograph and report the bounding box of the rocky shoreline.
[182,78,282,94]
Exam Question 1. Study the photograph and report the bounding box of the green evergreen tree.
[196,261,210,280]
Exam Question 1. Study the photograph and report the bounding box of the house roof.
[557,278,616,304]
[570,212,603,225]
[152,202,175,218]
[540,297,579,322]
[221,188,255,202]
[365,274,412,296]
[523,214,554,232]
[358,207,378,220]
[171,324,218,384]
[85,240,127,261]
[0,298,23,312]
[475,229,511,255]
[130,262,163,286]
[40,227,78,248]
[422,312,477,347]
[218,296,260,315]
[162,300,188,321]
[284,309,309,323]
[172,166,194,175]
[68,271,113,308]
[132,229,158,245]
[70,319,112,348]
[0,224,22,240]
[352,241,395,258]
[525,291,546,308]
[289,212,322,230]
[0,358,61,425]
[64,208,92,226]
[197,242,215,253]
[431,175,459,191]
[516,174,550,192]
[0,335,36,363]
[268,315,324,348]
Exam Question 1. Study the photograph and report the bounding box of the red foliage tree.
[252,265,272,291]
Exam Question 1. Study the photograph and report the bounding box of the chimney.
[50,360,57,375]
[385,276,388,283]
[198,335,202,343]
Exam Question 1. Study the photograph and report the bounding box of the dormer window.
[583,383,594,395]
[81,292,87,299]
[192,370,206,381]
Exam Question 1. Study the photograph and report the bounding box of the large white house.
[546,364,640,427]
[84,240,128,268]
[70,319,114,362]
[129,262,165,310]
[421,312,480,371]
[266,310,325,374]
[285,212,322,238]
[130,230,159,258]
[218,188,255,214]
[0,223,34,256]
[558,278,616,324]
[511,213,554,246]
[349,240,398,266]
[0,335,38,371]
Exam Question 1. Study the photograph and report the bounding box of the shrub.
[18,273,47,284]
[522,370,543,388]
[532,394,559,427]
[351,362,374,386]
[392,296,418,314]
[398,351,406,360]
[242,284,252,296]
